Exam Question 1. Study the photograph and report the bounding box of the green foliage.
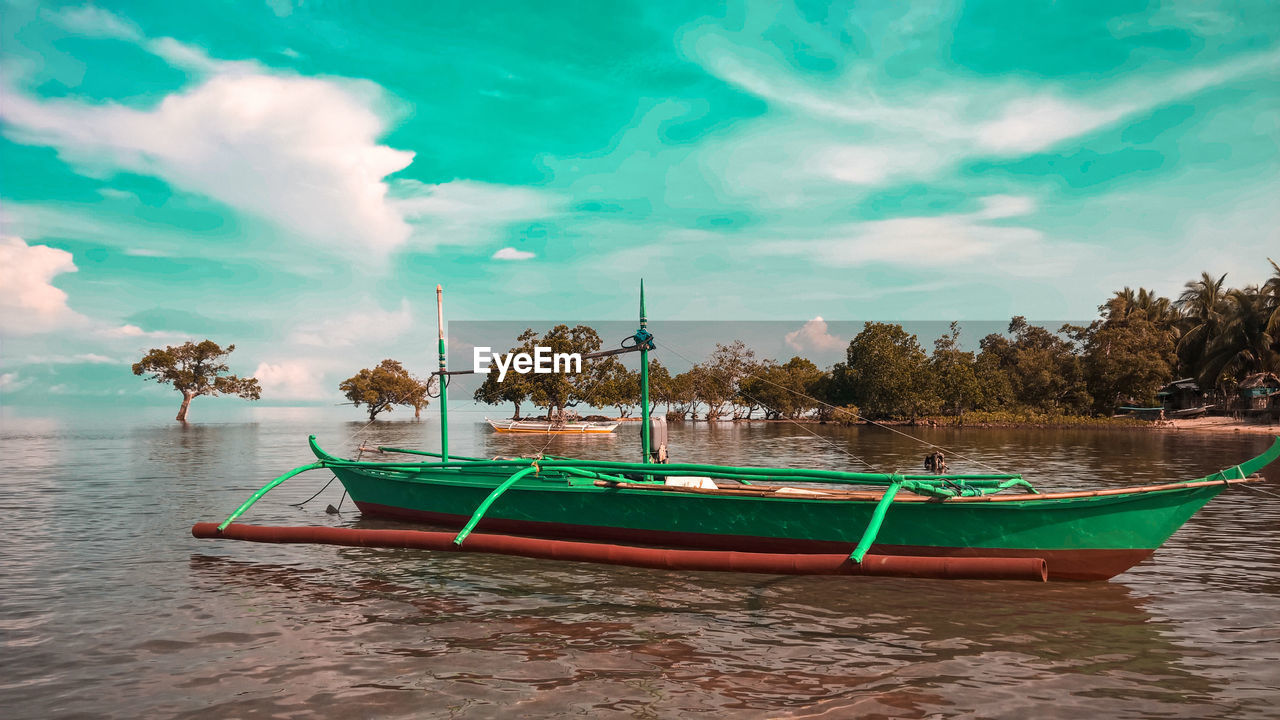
[828,404,861,426]
[471,325,605,420]
[473,329,537,419]
[828,322,938,419]
[466,260,1280,425]
[1074,290,1178,412]
[592,359,640,417]
[1174,264,1280,390]
[339,359,430,422]
[132,340,261,422]
[1197,287,1278,388]
[923,410,1150,428]
[931,322,983,416]
[688,341,757,420]
[976,317,1090,414]
[739,356,824,419]
[526,325,604,419]
[658,363,699,420]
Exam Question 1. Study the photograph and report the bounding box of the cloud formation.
[492,247,535,260]
[1,74,415,252]
[253,360,330,401]
[288,299,413,347]
[785,317,845,353]
[756,195,1054,270]
[3,11,560,256]
[0,237,86,334]
[686,25,1280,198]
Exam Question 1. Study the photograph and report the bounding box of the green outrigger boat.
[194,286,1279,581]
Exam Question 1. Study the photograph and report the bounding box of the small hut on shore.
[1157,378,1204,413]
[1237,372,1280,419]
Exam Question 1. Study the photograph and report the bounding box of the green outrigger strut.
[850,477,902,562]
[217,461,327,531]
[453,464,542,546]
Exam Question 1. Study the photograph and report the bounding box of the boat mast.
[437,284,449,462]
[639,280,650,463]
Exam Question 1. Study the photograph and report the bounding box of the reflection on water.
[0,408,1277,718]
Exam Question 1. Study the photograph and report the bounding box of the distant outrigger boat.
[486,417,619,434]
[194,284,1279,582]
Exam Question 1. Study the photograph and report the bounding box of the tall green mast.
[436,284,449,463]
[639,280,650,463]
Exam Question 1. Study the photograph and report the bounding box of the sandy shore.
[1158,416,1280,435]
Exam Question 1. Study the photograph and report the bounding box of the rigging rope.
[657,343,880,472]
[658,340,1013,475]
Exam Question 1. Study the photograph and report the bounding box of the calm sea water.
[2,406,1278,719]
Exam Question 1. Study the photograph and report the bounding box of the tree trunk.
[512,401,521,420]
[414,403,421,419]
[176,391,194,422]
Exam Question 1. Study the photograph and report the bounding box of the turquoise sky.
[2,1,1278,407]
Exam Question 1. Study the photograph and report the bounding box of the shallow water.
[2,406,1278,719]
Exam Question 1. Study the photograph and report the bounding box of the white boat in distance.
[486,417,620,434]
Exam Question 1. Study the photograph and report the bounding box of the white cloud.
[756,196,1051,270]
[100,324,184,340]
[289,299,413,347]
[808,144,944,187]
[0,73,415,253]
[785,317,845,353]
[145,36,242,74]
[975,96,1129,154]
[0,237,87,334]
[47,6,141,41]
[22,353,118,364]
[686,30,1280,196]
[1,26,563,256]
[0,372,32,393]
[253,360,329,401]
[974,194,1037,220]
[492,247,535,261]
[396,180,562,248]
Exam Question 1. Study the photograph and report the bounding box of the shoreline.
[619,415,1280,435]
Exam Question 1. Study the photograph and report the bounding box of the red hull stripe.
[356,501,1151,581]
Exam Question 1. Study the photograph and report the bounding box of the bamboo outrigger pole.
[437,284,449,463]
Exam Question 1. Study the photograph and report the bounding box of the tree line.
[474,263,1280,422]
[131,263,1278,422]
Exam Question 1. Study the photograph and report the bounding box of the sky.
[1,0,1278,408]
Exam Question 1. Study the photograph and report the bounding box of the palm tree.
[1175,272,1229,381]
[1104,287,1176,326]
[1198,286,1279,390]
[1263,258,1280,339]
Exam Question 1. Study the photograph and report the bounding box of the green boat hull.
[323,460,1227,581]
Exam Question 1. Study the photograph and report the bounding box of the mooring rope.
[1239,483,1280,499]
[289,475,338,507]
